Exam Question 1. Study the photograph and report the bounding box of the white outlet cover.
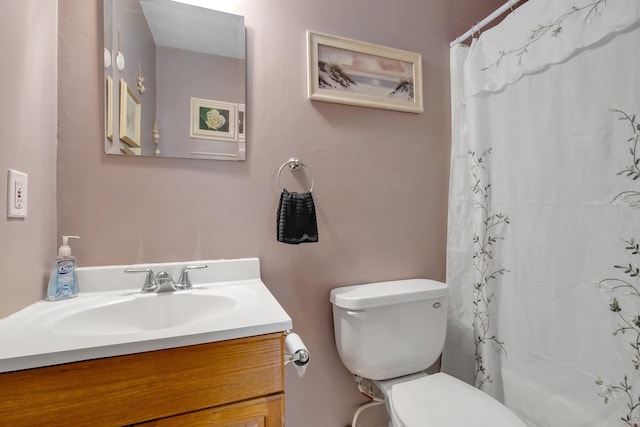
[7,169,28,218]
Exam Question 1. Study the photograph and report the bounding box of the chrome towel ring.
[277,157,314,192]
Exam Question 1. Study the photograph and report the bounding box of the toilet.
[330,279,526,427]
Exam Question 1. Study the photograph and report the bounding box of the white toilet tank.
[330,279,448,380]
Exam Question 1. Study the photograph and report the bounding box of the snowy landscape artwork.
[318,45,414,100]
[307,31,423,113]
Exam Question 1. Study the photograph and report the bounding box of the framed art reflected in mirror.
[119,79,141,155]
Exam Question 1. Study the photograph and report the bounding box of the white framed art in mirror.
[119,79,141,154]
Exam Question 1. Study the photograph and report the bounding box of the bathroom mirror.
[103,0,246,160]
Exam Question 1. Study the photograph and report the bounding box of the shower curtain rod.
[450,0,525,47]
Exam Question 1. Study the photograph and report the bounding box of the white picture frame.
[307,31,423,114]
[238,103,245,141]
[190,97,238,141]
[119,79,141,148]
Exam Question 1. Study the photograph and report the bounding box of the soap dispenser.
[47,235,80,301]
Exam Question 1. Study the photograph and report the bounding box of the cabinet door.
[136,394,284,427]
[0,333,284,426]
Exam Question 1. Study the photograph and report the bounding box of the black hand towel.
[277,190,318,244]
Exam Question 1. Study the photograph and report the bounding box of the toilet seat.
[389,373,526,427]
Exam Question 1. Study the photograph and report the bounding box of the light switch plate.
[7,169,28,218]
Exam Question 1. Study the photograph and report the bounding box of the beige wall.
[0,0,504,425]
[0,1,58,318]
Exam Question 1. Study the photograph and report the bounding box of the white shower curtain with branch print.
[444,1,640,426]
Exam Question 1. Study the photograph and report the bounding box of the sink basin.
[51,293,238,336]
[0,258,292,374]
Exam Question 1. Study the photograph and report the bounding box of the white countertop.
[0,258,292,373]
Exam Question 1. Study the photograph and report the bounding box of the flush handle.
[346,310,367,320]
[433,302,442,309]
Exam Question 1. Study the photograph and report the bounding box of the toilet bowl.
[330,279,526,427]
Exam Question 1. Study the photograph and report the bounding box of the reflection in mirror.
[103,0,246,160]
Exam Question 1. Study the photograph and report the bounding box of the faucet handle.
[124,268,158,293]
[176,264,208,290]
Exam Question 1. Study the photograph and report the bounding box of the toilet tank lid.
[330,279,447,310]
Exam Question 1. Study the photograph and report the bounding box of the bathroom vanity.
[0,333,284,425]
[0,258,292,426]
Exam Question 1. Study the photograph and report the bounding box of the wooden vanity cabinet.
[135,394,284,426]
[0,332,285,426]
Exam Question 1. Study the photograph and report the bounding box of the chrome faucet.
[175,265,208,290]
[124,264,208,293]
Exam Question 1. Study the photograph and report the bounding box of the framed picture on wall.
[307,31,423,114]
[119,79,141,148]
[190,97,238,141]
[238,103,245,141]
[105,76,113,140]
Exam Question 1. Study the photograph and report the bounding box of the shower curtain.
[444,0,640,425]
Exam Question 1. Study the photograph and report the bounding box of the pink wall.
[0,0,511,425]
[0,1,58,318]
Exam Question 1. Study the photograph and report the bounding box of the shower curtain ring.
[471,23,479,39]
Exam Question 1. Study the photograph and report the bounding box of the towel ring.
[278,157,314,192]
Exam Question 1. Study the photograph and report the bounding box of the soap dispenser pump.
[47,235,80,301]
